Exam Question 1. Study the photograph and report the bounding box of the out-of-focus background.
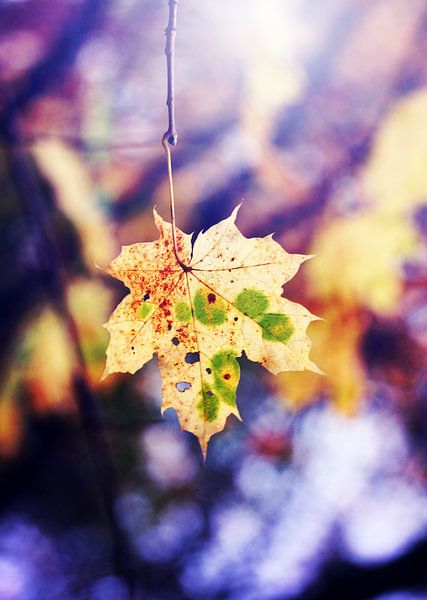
[1,0,427,598]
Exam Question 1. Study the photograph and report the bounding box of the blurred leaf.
[23,278,112,413]
[24,308,75,413]
[277,306,367,414]
[306,214,417,315]
[32,139,117,268]
[67,278,112,382]
[365,88,427,215]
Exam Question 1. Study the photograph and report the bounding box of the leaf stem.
[162,136,186,269]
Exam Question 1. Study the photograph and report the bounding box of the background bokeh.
[1,0,427,598]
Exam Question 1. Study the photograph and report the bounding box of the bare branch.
[163,0,178,146]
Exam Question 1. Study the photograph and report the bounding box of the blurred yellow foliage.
[0,278,112,456]
[24,308,75,413]
[278,88,427,412]
[23,278,112,413]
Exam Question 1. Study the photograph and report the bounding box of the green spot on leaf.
[194,288,227,326]
[197,384,219,422]
[175,301,191,323]
[211,350,239,407]
[235,289,269,317]
[257,313,294,343]
[137,301,155,320]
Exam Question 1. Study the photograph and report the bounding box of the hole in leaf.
[185,352,200,364]
[144,293,150,301]
[172,337,180,346]
[208,293,216,304]
[206,368,212,374]
[167,324,172,331]
[206,390,214,397]
[176,381,191,392]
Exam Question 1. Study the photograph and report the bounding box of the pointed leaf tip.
[230,202,242,221]
[93,260,105,272]
[153,206,165,230]
[101,366,110,381]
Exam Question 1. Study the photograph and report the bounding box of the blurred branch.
[18,133,160,152]
[0,0,107,128]
[0,114,137,592]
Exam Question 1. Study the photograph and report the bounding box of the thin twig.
[162,0,187,269]
[163,0,178,146]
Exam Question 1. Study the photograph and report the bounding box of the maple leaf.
[102,206,320,454]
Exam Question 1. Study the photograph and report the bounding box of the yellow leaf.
[103,206,319,454]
